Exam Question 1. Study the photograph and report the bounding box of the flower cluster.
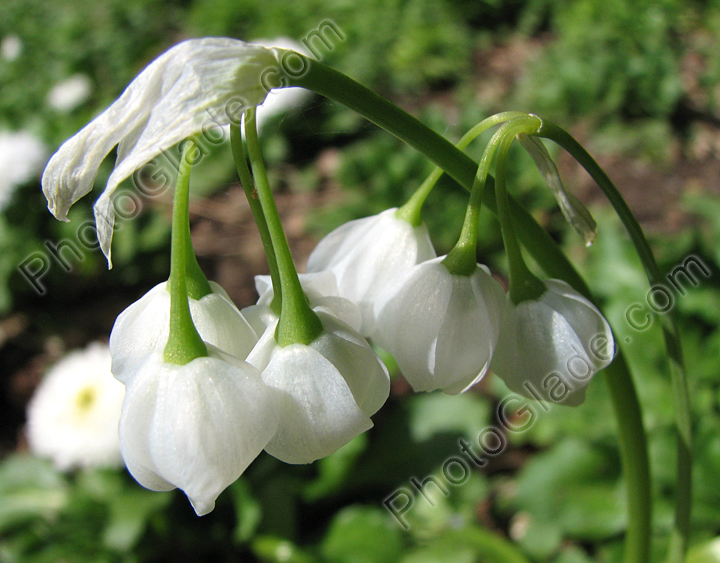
[305,207,614,404]
[40,38,615,516]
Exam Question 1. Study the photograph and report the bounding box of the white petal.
[41,38,280,264]
[118,353,175,492]
[306,208,437,336]
[375,258,503,394]
[26,343,125,471]
[492,280,614,406]
[110,281,257,380]
[309,311,389,416]
[119,349,279,515]
[246,272,361,334]
[251,311,389,464]
[260,343,373,464]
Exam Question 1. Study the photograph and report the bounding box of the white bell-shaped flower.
[241,270,362,337]
[374,256,505,394]
[110,281,257,380]
[491,279,615,406]
[41,37,281,264]
[246,310,390,464]
[305,208,436,337]
[118,346,280,516]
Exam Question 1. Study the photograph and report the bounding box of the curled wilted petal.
[110,281,257,379]
[306,208,436,337]
[119,347,280,515]
[42,38,280,264]
[247,310,390,464]
[491,279,615,406]
[374,257,505,394]
[518,133,597,246]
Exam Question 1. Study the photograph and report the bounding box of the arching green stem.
[397,111,530,227]
[492,117,547,303]
[537,120,691,563]
[163,139,209,365]
[286,57,652,563]
[243,109,323,346]
[230,123,282,315]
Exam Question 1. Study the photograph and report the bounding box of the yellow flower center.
[74,386,97,415]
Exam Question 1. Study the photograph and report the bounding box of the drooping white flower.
[305,208,437,337]
[0,130,47,211]
[247,310,390,464]
[26,342,125,471]
[491,279,615,406]
[241,270,362,337]
[118,346,280,515]
[47,74,93,113]
[251,38,313,130]
[41,38,282,264]
[374,257,505,394]
[109,280,257,380]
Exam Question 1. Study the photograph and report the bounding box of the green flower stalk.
[242,108,323,346]
[163,140,209,365]
[230,123,282,315]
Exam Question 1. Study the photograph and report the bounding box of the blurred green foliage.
[2,0,720,561]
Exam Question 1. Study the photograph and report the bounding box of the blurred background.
[1,0,719,561]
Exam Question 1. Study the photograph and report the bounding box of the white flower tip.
[189,496,216,517]
[46,202,70,222]
[93,196,114,268]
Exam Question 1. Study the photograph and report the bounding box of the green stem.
[443,114,534,276]
[163,139,209,365]
[491,117,546,303]
[243,109,323,346]
[538,120,691,563]
[230,123,282,315]
[287,58,651,563]
[398,111,528,229]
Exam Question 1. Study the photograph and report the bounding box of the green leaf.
[231,478,262,543]
[0,455,69,533]
[303,434,368,501]
[103,483,172,551]
[408,392,489,442]
[252,535,315,563]
[321,505,403,563]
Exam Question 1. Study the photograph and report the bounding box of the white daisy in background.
[1,35,22,61]
[47,74,93,113]
[26,342,125,471]
[0,130,47,211]
[251,37,313,129]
